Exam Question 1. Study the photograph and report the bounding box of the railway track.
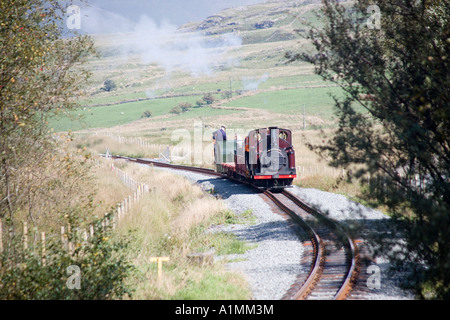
[265,190,359,300]
[108,155,360,300]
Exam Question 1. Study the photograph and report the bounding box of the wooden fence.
[0,161,150,258]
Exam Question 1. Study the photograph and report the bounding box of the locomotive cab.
[213,127,297,190]
[248,127,296,189]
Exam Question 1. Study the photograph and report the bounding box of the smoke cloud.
[242,73,269,91]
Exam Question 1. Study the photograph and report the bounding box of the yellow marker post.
[150,257,170,283]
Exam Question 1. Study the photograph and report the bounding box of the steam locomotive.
[213,127,296,190]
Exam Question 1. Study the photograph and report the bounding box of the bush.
[221,91,232,99]
[202,94,215,105]
[0,217,133,300]
[195,100,204,108]
[100,80,117,92]
[178,102,193,112]
[169,106,182,115]
[170,102,193,115]
[141,110,152,118]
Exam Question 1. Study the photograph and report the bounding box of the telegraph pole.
[303,104,305,130]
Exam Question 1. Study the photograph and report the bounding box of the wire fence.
[0,161,150,261]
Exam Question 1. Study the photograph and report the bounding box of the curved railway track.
[267,190,359,300]
[108,155,360,300]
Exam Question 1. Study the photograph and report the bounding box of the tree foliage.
[288,0,449,298]
[1,0,95,224]
[0,219,132,299]
[0,1,132,299]
[100,79,117,92]
[202,93,215,105]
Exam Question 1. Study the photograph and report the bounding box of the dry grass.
[173,197,225,236]
[90,158,131,217]
[70,134,164,159]
[79,124,366,199]
[97,160,250,299]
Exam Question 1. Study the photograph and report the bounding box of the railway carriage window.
[279,132,287,140]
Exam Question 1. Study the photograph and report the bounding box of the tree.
[1,0,95,224]
[169,106,182,114]
[202,93,215,105]
[0,0,132,299]
[141,110,153,118]
[287,0,449,298]
[101,79,117,92]
[178,101,193,112]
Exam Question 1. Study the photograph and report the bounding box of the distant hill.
[75,0,267,33]
[178,0,323,45]
[72,0,323,37]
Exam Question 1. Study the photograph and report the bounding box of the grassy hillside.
[50,0,364,197]
[50,0,330,131]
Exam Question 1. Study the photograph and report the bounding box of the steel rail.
[263,190,325,300]
[281,190,359,300]
[110,155,222,177]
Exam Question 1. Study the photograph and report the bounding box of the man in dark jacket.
[219,126,227,141]
[213,126,227,141]
[213,126,227,165]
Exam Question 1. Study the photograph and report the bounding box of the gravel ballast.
[150,165,415,300]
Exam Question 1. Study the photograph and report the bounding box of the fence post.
[0,218,3,253]
[61,226,66,249]
[23,221,28,250]
[112,215,117,230]
[41,232,46,266]
[67,224,73,253]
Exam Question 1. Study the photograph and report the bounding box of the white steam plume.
[81,7,242,77]
[242,73,269,91]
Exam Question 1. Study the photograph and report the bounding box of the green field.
[50,94,235,132]
[50,85,342,132]
[224,86,345,118]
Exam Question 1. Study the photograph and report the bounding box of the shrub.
[221,91,232,99]
[195,100,204,108]
[169,106,182,115]
[202,94,215,105]
[101,79,117,92]
[141,110,152,118]
[0,217,133,300]
[178,102,193,112]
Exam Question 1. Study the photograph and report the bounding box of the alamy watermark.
[66,265,81,290]
[366,5,381,30]
[170,121,285,176]
[366,264,381,290]
[66,5,81,30]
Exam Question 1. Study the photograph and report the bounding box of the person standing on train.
[219,126,227,141]
[213,126,227,141]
